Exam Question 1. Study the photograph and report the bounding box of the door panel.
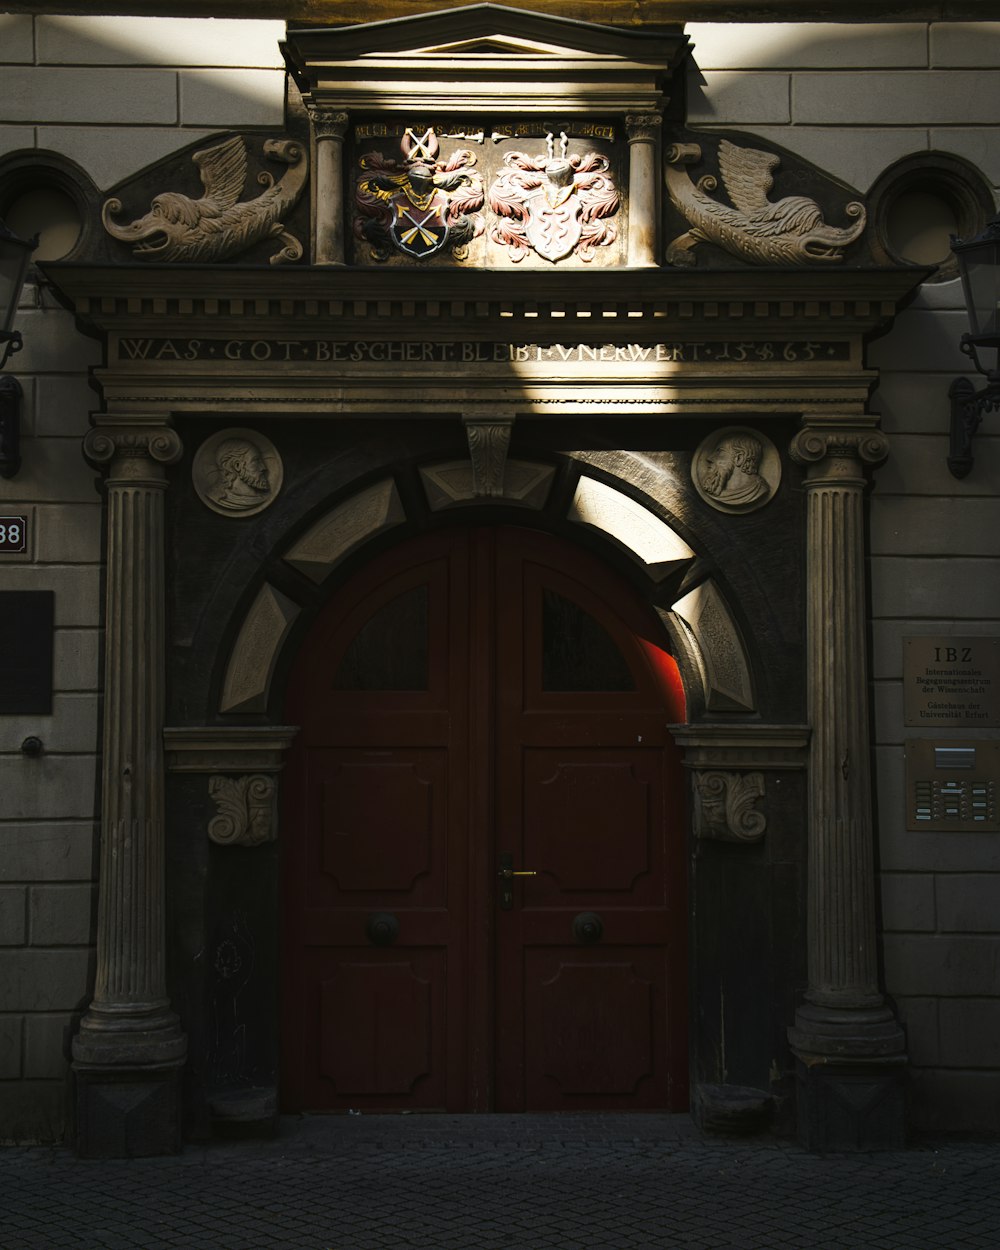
[282,525,686,1113]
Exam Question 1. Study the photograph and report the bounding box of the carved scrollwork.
[83,426,183,468]
[790,427,889,468]
[626,114,662,143]
[307,107,349,141]
[695,770,767,842]
[208,774,276,846]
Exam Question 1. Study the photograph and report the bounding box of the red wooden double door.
[282,525,688,1112]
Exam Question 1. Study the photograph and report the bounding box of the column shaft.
[309,108,348,265]
[626,115,661,267]
[73,427,186,1157]
[789,420,903,1059]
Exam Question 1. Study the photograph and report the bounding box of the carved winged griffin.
[489,135,620,263]
[664,139,866,267]
[102,135,308,265]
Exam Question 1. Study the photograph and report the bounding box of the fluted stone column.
[308,106,349,265]
[788,416,906,1150]
[626,114,661,267]
[73,424,187,1158]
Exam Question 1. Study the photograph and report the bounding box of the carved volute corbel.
[463,411,515,498]
[694,770,767,843]
[84,425,183,484]
[208,774,277,846]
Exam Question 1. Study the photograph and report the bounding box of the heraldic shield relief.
[354,128,485,261]
[488,132,620,263]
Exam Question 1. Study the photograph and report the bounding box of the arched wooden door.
[281,526,688,1113]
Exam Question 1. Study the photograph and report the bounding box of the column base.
[74,1061,184,1158]
[793,1054,907,1152]
[789,1000,905,1058]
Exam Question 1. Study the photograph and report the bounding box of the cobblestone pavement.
[3,1114,999,1250]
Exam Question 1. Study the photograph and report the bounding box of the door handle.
[498,852,536,910]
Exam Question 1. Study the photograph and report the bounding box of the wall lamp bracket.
[0,369,23,480]
[948,338,1000,479]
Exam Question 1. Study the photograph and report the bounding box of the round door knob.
[572,912,604,944]
[366,912,400,946]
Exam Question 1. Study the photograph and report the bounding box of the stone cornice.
[670,723,810,769]
[5,3,997,23]
[44,263,926,339]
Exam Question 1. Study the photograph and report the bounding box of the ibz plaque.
[904,637,1000,728]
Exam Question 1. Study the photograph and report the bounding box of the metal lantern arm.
[948,212,1000,479]
[949,367,1000,480]
[0,327,22,371]
[0,218,35,480]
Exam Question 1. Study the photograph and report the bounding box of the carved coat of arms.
[488,132,619,263]
[354,128,485,261]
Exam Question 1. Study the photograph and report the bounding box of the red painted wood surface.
[281,526,687,1113]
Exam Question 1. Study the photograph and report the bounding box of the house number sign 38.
[0,516,27,553]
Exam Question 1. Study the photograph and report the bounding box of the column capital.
[790,417,888,476]
[626,113,662,143]
[84,424,183,481]
[307,106,349,140]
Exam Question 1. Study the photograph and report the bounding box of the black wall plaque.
[0,591,54,714]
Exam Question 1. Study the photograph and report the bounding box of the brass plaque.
[903,637,1000,728]
[905,739,1000,832]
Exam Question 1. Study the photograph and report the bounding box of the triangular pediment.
[283,4,688,114]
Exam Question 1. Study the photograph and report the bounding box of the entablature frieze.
[47,264,923,419]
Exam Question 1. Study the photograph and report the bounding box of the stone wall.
[688,20,1000,1131]
[1,11,998,1139]
[0,13,285,1144]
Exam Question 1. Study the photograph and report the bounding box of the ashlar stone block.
[53,631,101,693]
[936,874,1000,933]
[880,872,936,932]
[870,497,1000,557]
[883,933,1000,997]
[687,22,927,71]
[687,71,791,125]
[0,822,96,883]
[23,1013,75,1079]
[938,999,1000,1067]
[0,755,98,822]
[0,948,94,1011]
[29,884,96,946]
[930,22,1000,68]
[1,436,101,505]
[35,503,103,564]
[870,556,1000,620]
[0,887,27,945]
[0,695,99,755]
[0,1015,22,1079]
[36,16,285,68]
[929,127,1000,186]
[179,68,285,127]
[793,71,1000,126]
[0,15,34,63]
[872,431,1000,497]
[1,67,178,125]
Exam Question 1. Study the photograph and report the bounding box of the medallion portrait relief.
[692,427,780,514]
[193,429,283,517]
